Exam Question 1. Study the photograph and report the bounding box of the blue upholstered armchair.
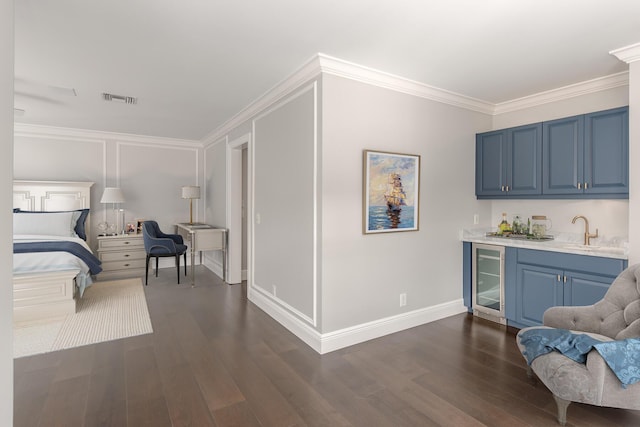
[142,220,188,285]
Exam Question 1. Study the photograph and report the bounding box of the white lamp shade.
[100,187,125,203]
[181,185,201,199]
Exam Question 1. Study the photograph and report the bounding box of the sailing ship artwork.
[363,150,420,234]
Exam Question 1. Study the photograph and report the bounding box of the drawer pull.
[124,264,130,267]
[124,241,130,245]
[124,254,130,257]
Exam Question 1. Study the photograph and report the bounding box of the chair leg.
[155,257,159,277]
[145,255,150,286]
[184,252,187,276]
[176,254,180,284]
[553,394,570,426]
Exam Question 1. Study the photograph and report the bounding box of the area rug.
[14,278,153,358]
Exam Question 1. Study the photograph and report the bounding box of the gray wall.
[203,138,227,273]
[1,0,13,420]
[253,84,317,322]
[321,74,490,332]
[14,131,203,252]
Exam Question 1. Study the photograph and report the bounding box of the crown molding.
[493,71,629,115]
[202,53,630,145]
[315,53,495,115]
[14,123,201,147]
[201,53,496,145]
[202,54,323,145]
[610,42,640,64]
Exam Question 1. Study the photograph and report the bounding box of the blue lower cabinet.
[515,264,563,327]
[508,248,626,329]
[463,244,627,328]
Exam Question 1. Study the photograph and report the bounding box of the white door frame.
[226,133,250,284]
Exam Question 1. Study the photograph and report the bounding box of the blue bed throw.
[520,328,640,388]
[14,241,103,275]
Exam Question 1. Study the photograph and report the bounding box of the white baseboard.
[249,289,467,354]
[203,256,224,281]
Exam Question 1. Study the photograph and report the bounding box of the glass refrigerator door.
[473,244,504,318]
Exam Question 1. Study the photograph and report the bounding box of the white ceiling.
[13,0,640,141]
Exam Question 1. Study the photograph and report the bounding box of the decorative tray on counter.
[485,232,554,241]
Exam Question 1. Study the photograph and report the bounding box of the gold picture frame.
[363,150,420,234]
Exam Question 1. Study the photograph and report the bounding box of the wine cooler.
[472,243,506,324]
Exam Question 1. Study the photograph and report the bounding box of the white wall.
[488,86,630,243]
[321,73,490,332]
[1,0,13,421]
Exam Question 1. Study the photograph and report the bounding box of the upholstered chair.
[516,264,640,425]
[142,220,188,285]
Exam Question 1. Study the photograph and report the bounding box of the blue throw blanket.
[14,241,103,275]
[520,328,640,388]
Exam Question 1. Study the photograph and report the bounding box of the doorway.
[226,133,250,284]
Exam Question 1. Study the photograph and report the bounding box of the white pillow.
[13,211,77,237]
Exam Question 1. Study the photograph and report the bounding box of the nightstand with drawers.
[96,234,146,280]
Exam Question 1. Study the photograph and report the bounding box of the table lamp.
[100,187,126,235]
[181,185,200,224]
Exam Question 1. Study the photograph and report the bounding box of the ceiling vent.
[101,92,137,105]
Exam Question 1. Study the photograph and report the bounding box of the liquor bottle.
[498,212,511,234]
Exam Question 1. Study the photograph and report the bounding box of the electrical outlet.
[474,213,479,225]
[399,293,407,307]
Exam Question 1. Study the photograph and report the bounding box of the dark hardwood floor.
[14,267,640,426]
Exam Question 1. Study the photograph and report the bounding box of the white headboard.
[13,180,94,241]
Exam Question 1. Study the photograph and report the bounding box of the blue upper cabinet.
[584,107,629,195]
[543,107,628,197]
[476,123,541,198]
[476,130,507,196]
[508,124,542,195]
[543,115,584,195]
[477,106,628,199]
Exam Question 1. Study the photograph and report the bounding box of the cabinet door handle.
[577,182,582,189]
[501,185,505,192]
[505,185,510,192]
[563,276,567,283]
[584,182,588,189]
[557,274,561,282]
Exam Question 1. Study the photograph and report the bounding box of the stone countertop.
[462,228,628,260]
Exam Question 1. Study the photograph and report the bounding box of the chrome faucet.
[571,215,599,246]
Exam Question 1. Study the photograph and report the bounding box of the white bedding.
[13,234,95,296]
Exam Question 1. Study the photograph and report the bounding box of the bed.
[12,180,101,325]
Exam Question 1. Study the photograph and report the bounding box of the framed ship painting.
[363,150,420,234]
